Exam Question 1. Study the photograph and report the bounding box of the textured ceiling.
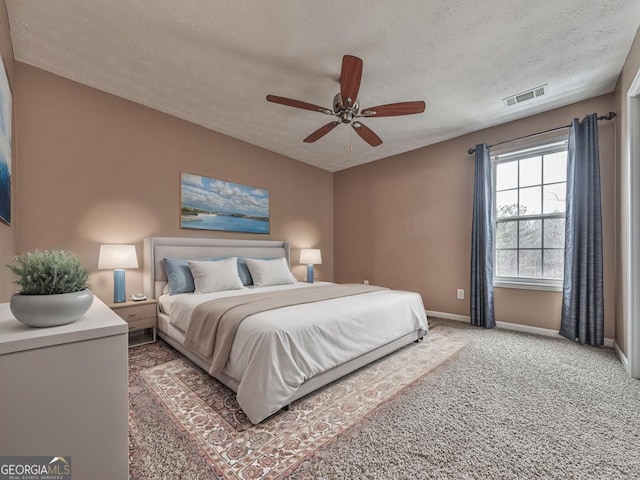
[6,1,640,172]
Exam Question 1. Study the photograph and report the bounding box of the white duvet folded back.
[159,281,331,328]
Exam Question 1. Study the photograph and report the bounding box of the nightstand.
[108,299,157,347]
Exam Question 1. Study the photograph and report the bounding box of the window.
[493,140,567,289]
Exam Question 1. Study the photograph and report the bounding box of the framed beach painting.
[180,173,270,234]
[0,56,11,226]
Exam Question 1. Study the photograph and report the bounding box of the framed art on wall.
[180,173,270,234]
[0,56,11,226]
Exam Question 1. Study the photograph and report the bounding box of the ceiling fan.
[266,55,426,147]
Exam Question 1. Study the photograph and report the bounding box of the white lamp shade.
[98,244,139,269]
[300,248,322,265]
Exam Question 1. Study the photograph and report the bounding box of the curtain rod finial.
[468,147,476,155]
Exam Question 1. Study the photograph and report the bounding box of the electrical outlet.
[457,289,464,300]
[364,280,369,285]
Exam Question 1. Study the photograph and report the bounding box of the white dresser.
[0,297,129,479]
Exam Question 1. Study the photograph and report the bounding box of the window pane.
[543,218,565,248]
[519,186,542,215]
[543,249,564,279]
[496,221,517,248]
[496,250,517,276]
[492,143,567,282]
[519,219,542,248]
[496,161,518,191]
[543,183,566,214]
[519,156,541,187]
[543,151,567,184]
[519,250,542,277]
[496,190,518,218]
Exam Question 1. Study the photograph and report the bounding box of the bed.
[143,237,428,424]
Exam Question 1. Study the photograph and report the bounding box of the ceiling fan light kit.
[266,55,426,147]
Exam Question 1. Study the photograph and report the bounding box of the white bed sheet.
[159,282,428,423]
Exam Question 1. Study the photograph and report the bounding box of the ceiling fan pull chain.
[350,126,354,152]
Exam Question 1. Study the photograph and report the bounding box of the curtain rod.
[466,111,617,155]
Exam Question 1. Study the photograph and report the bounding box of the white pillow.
[187,258,244,294]
[245,257,296,287]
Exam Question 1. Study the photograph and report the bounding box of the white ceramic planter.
[10,289,94,327]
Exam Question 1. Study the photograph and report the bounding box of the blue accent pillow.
[163,257,196,295]
[237,258,253,286]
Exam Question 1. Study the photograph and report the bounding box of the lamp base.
[114,269,126,303]
[306,264,314,283]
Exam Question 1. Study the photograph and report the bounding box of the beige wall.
[13,63,333,302]
[614,26,640,354]
[0,0,15,301]
[335,95,616,338]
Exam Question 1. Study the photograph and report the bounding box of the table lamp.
[98,244,138,303]
[300,248,322,283]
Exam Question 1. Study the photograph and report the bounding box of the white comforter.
[161,282,428,423]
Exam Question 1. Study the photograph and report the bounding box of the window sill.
[494,280,562,292]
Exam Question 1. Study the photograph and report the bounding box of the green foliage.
[7,250,89,295]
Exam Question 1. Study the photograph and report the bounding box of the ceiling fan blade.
[360,101,426,117]
[266,95,333,114]
[340,55,363,108]
[304,121,340,143]
[352,122,383,147]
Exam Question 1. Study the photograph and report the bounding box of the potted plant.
[7,249,93,327]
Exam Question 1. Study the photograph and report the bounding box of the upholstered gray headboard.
[143,237,291,299]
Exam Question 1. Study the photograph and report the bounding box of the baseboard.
[426,310,469,323]
[614,342,629,370]
[425,310,614,347]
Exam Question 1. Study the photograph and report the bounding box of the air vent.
[503,84,548,107]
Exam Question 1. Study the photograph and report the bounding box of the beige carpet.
[128,325,466,479]
[292,320,640,480]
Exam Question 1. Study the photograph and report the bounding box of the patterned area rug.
[128,324,466,479]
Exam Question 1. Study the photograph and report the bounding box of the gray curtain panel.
[471,143,495,328]
[560,114,604,345]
